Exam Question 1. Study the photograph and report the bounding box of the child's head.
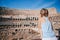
[40,8,49,17]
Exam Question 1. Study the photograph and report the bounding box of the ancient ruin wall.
[0,7,60,40]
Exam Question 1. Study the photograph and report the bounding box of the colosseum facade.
[0,7,60,40]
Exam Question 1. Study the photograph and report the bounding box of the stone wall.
[0,7,60,40]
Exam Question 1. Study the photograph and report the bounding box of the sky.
[0,0,60,13]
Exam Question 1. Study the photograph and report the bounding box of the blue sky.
[0,0,60,13]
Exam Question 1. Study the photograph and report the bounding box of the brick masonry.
[0,7,60,40]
